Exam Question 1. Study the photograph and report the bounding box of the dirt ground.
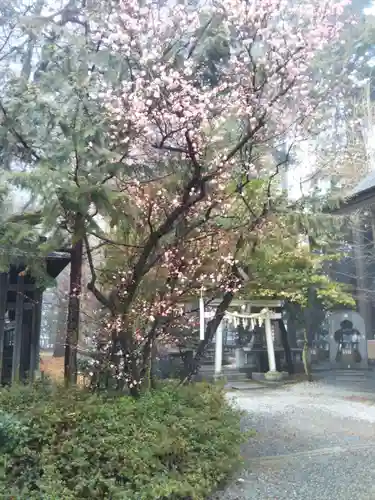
[40,352,64,380]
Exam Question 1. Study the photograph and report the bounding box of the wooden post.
[353,222,371,339]
[29,289,42,382]
[370,207,375,337]
[0,273,9,385]
[11,275,24,384]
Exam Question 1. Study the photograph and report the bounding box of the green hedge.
[0,381,245,499]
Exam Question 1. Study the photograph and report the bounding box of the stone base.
[252,371,287,382]
[264,370,284,381]
[251,372,265,382]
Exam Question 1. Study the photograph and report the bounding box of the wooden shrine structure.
[0,251,70,385]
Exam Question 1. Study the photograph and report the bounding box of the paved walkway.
[216,379,375,500]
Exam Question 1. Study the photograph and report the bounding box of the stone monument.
[328,310,367,369]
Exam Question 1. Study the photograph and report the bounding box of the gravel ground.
[215,381,375,500]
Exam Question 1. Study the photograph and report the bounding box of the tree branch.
[0,101,41,161]
[84,231,113,312]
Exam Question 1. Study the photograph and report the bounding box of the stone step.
[333,370,367,377]
[198,369,248,382]
[225,381,266,390]
[200,370,248,377]
[333,378,366,382]
[330,373,367,382]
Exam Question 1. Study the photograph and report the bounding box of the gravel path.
[216,382,375,500]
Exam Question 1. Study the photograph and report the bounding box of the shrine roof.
[331,170,375,213]
[8,249,71,282]
[45,250,71,278]
[352,170,375,197]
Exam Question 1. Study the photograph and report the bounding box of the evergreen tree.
[0,1,125,383]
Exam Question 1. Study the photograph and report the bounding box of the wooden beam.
[6,284,36,292]
[29,289,42,382]
[11,275,24,384]
[0,273,9,385]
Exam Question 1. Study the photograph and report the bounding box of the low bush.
[0,381,245,499]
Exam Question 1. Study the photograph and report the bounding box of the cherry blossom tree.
[0,0,353,392]
[75,0,352,393]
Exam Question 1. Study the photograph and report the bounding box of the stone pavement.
[214,380,375,500]
[314,368,375,397]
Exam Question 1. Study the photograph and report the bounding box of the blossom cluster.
[93,0,349,174]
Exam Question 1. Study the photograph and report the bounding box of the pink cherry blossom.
[73,0,353,391]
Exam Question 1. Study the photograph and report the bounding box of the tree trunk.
[303,307,313,346]
[286,314,297,348]
[64,215,83,386]
[142,339,155,392]
[278,318,294,375]
[304,288,316,347]
[302,330,313,382]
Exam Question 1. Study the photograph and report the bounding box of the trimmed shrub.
[0,381,244,499]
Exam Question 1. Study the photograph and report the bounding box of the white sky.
[364,2,375,15]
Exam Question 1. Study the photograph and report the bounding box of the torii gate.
[201,307,282,377]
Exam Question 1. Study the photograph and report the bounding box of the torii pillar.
[264,310,277,372]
